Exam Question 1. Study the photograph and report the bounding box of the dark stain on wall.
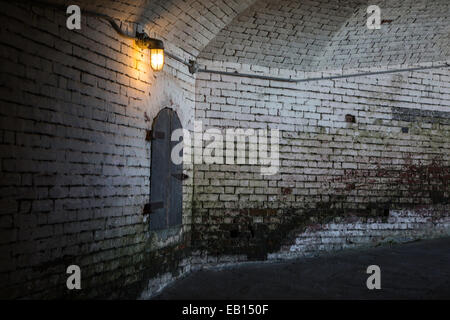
[392,107,450,124]
[192,155,449,262]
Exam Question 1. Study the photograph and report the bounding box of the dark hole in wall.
[345,114,356,123]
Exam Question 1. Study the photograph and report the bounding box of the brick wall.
[318,0,450,70]
[270,208,450,260]
[193,60,450,258]
[49,0,258,58]
[0,0,449,299]
[200,0,450,71]
[0,2,198,299]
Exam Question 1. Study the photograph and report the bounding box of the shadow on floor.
[153,237,450,300]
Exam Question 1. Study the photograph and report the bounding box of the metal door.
[148,108,183,231]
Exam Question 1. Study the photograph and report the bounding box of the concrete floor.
[154,237,450,299]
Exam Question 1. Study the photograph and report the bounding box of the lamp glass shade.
[150,48,164,71]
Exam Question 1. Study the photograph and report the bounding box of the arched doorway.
[147,108,183,231]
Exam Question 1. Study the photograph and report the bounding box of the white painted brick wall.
[200,0,450,72]
[193,59,450,254]
[0,2,199,298]
[1,0,449,299]
[269,208,450,260]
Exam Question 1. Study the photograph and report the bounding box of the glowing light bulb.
[150,48,164,71]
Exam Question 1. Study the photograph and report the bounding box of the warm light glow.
[150,48,164,71]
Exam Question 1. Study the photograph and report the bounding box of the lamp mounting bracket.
[188,60,199,74]
[135,31,164,50]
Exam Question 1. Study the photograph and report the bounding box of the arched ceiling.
[198,0,450,71]
[317,0,450,70]
[45,0,449,71]
[46,0,258,57]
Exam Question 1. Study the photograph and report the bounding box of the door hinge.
[146,130,165,141]
[171,173,189,181]
[143,202,164,215]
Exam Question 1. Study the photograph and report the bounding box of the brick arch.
[48,0,259,57]
[314,0,450,70]
[198,0,450,71]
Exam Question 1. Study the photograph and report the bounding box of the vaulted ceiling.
[199,0,450,71]
[47,0,258,57]
[48,0,450,71]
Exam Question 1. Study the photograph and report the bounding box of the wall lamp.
[136,31,165,72]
